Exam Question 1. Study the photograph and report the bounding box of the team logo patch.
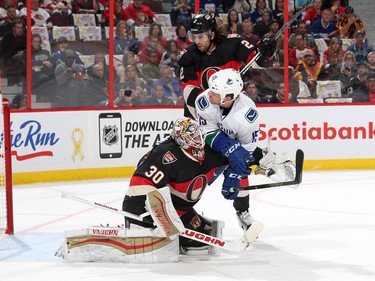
[196,95,209,110]
[245,108,259,123]
[162,151,177,164]
[190,215,202,229]
[103,126,119,145]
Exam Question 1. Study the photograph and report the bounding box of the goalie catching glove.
[256,149,296,182]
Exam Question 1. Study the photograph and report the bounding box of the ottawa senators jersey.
[178,34,258,118]
[124,137,228,217]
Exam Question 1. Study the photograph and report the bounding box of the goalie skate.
[179,219,225,256]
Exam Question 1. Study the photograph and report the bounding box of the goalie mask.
[208,68,243,105]
[171,117,205,161]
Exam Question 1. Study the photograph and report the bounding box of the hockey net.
[0,96,13,235]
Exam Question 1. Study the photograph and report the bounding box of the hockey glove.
[256,150,296,182]
[222,168,242,200]
[257,37,276,66]
[220,139,253,176]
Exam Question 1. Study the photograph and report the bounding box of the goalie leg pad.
[55,226,179,263]
[146,186,185,239]
[208,219,225,256]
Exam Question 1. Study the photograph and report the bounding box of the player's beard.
[197,44,208,53]
[197,39,212,53]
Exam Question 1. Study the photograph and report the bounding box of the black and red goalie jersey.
[122,137,228,226]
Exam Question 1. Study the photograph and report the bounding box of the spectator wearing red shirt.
[289,33,317,68]
[141,23,167,51]
[303,0,322,26]
[97,0,110,10]
[323,36,345,65]
[175,23,191,51]
[123,0,157,27]
[137,36,163,64]
[101,0,124,26]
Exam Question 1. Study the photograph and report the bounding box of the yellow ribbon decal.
[71,128,84,162]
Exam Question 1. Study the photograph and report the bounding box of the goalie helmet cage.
[0,97,13,235]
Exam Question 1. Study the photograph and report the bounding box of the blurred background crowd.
[0,0,374,109]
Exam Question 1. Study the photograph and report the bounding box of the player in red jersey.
[178,13,277,233]
[178,12,275,119]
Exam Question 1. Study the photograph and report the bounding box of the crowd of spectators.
[1,0,375,109]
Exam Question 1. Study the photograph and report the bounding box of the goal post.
[0,96,13,235]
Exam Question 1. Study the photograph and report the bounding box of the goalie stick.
[237,149,304,191]
[61,192,264,253]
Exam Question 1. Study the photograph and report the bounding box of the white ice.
[1,170,375,281]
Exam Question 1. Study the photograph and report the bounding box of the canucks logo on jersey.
[196,95,210,111]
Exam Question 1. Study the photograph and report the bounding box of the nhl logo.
[103,125,119,145]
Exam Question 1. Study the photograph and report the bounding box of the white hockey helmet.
[170,117,205,160]
[208,68,243,104]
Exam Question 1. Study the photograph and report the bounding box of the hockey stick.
[240,0,313,75]
[237,149,304,191]
[61,192,264,253]
[272,0,313,44]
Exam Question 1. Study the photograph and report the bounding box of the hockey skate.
[236,210,254,231]
[236,211,265,249]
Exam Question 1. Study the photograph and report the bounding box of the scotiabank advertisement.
[9,105,375,184]
[257,105,375,160]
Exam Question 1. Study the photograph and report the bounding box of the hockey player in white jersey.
[195,68,296,231]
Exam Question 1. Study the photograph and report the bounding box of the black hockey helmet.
[189,12,216,34]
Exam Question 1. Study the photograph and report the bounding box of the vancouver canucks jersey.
[195,90,260,153]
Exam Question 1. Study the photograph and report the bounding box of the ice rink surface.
[1,170,375,281]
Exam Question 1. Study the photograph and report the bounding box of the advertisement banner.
[9,106,375,181]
